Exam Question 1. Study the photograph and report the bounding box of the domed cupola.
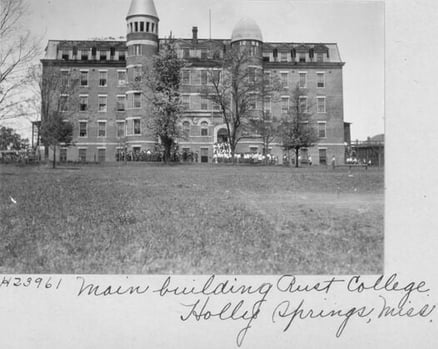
[126,0,158,20]
[231,17,263,60]
[231,17,263,44]
[126,0,159,58]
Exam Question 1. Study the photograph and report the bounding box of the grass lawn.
[0,163,384,274]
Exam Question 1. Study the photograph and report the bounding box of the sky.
[6,0,384,141]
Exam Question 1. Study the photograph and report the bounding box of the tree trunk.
[295,148,299,168]
[230,143,236,165]
[161,137,172,164]
[52,146,56,169]
[44,141,49,160]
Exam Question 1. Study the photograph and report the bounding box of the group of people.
[116,149,199,163]
[116,149,163,162]
[346,157,372,166]
[212,142,278,164]
[0,149,40,164]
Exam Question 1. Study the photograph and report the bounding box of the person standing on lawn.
[331,155,336,170]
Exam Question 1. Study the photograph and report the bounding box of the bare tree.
[203,46,260,163]
[280,84,318,167]
[132,38,184,163]
[35,64,78,168]
[0,0,41,120]
[245,71,282,162]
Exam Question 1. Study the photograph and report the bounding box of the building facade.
[41,0,346,165]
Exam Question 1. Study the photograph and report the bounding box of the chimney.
[192,26,198,45]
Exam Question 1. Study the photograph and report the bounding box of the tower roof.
[126,0,158,19]
[231,17,263,43]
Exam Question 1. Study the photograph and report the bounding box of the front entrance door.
[217,128,228,143]
[319,148,327,165]
[200,148,209,163]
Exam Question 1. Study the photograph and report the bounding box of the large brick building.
[41,0,346,164]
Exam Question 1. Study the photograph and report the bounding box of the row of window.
[65,145,330,163]
[78,119,141,138]
[70,148,106,162]
[63,69,128,88]
[178,48,222,60]
[181,69,221,85]
[127,20,157,34]
[181,95,220,111]
[65,68,324,90]
[279,96,327,114]
[263,51,327,63]
[178,94,327,114]
[182,121,210,136]
[61,92,142,112]
[77,119,214,138]
[180,69,326,89]
[61,92,326,114]
[66,67,142,87]
[58,47,126,61]
[176,45,328,63]
[266,71,326,89]
[181,119,326,138]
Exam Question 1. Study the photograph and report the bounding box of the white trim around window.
[316,96,326,113]
[317,121,327,138]
[98,95,108,112]
[298,71,307,88]
[116,120,126,138]
[98,70,108,87]
[97,120,107,138]
[78,120,88,138]
[316,71,325,88]
[299,96,308,113]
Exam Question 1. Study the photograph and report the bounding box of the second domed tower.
[231,17,263,63]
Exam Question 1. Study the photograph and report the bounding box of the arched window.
[183,121,190,135]
[200,121,208,136]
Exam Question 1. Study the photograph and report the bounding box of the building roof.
[370,134,384,142]
[126,0,158,19]
[231,17,263,43]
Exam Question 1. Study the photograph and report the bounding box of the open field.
[0,163,384,274]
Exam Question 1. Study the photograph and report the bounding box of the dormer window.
[200,121,209,136]
[280,52,287,62]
